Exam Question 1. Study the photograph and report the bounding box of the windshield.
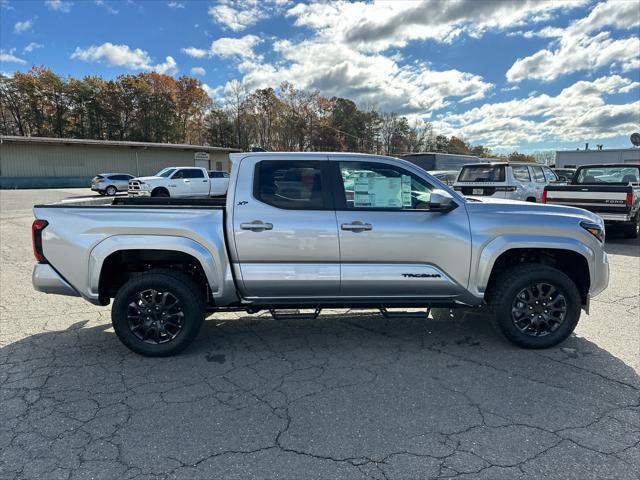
[155,168,176,178]
[458,165,505,182]
[575,166,639,184]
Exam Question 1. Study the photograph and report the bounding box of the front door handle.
[240,220,273,232]
[341,221,372,232]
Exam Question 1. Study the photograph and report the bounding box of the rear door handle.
[341,221,372,232]
[240,220,273,232]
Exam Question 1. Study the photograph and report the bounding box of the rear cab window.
[458,165,505,182]
[254,161,329,210]
[575,166,640,184]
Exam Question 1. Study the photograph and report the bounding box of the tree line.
[0,66,538,161]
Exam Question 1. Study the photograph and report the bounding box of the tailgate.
[544,185,631,217]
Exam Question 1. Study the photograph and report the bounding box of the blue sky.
[1,0,639,152]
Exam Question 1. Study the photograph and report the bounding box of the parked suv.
[453,162,558,202]
[91,173,134,196]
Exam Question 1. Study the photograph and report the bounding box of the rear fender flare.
[88,235,221,299]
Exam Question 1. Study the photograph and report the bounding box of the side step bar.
[265,308,432,321]
[379,308,431,319]
[269,308,322,320]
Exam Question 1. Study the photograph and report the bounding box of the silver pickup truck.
[32,152,609,356]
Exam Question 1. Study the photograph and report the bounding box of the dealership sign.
[194,152,209,161]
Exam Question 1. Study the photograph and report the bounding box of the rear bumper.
[599,212,632,223]
[32,263,80,297]
[90,185,103,192]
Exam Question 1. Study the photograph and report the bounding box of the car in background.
[544,163,640,238]
[430,170,459,186]
[91,173,134,196]
[553,168,576,182]
[128,167,230,198]
[453,162,558,202]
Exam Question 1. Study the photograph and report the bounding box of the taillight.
[626,192,633,205]
[541,190,548,203]
[32,219,48,263]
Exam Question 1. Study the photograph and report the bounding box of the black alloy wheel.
[511,282,567,337]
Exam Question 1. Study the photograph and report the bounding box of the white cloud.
[190,66,206,76]
[23,42,43,53]
[182,34,262,62]
[153,56,178,75]
[288,0,587,53]
[181,47,208,58]
[209,0,264,31]
[202,83,223,100]
[208,0,289,31]
[14,19,33,33]
[507,0,640,82]
[234,38,492,114]
[1,0,15,11]
[45,0,72,12]
[71,42,178,75]
[210,35,262,59]
[432,75,640,148]
[167,1,184,8]
[0,49,26,64]
[95,0,119,14]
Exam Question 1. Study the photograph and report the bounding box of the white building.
[555,147,640,168]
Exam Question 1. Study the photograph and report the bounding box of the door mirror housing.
[428,189,456,212]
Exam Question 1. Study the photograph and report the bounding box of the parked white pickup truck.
[128,167,229,198]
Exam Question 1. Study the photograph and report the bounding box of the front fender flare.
[471,235,594,298]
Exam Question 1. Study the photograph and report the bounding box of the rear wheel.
[106,185,117,196]
[486,264,581,348]
[111,270,205,356]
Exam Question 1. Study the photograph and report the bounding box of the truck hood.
[132,176,164,182]
[465,196,603,225]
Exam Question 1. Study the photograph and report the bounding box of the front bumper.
[589,248,609,299]
[128,190,151,197]
[32,263,80,297]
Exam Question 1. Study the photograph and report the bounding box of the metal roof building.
[555,148,640,168]
[0,136,241,188]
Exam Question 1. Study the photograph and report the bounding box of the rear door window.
[512,166,531,182]
[542,167,558,182]
[531,166,546,183]
[458,165,505,182]
[254,161,329,210]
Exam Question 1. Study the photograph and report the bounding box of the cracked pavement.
[1,189,639,480]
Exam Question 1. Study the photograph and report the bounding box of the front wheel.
[486,264,582,349]
[111,270,205,356]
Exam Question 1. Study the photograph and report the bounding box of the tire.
[622,213,639,239]
[151,188,170,198]
[98,191,106,196]
[111,270,205,357]
[106,185,117,196]
[485,264,582,349]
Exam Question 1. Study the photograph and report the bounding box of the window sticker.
[353,175,413,208]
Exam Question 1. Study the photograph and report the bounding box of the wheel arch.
[474,236,593,305]
[89,235,227,305]
[151,186,170,197]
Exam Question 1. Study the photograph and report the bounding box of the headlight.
[580,221,605,243]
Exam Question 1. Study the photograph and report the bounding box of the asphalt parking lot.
[1,189,639,480]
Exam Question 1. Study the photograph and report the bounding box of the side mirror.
[428,189,456,212]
